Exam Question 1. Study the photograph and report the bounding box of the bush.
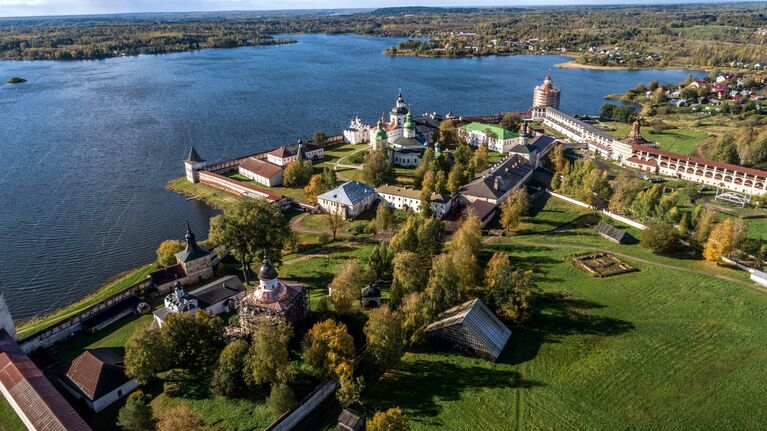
[318,232,332,245]
[117,391,153,431]
[349,222,367,236]
[641,223,681,254]
[267,383,296,416]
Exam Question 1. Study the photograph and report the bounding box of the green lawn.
[167,177,241,212]
[365,196,767,429]
[16,264,155,339]
[604,121,707,155]
[365,239,767,430]
[0,397,26,431]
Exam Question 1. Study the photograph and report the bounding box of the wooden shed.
[424,298,511,362]
[596,221,632,244]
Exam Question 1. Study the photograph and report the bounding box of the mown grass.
[365,195,767,430]
[0,396,26,431]
[167,177,241,212]
[604,121,707,155]
[16,264,155,339]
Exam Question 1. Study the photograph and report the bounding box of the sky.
[0,0,747,18]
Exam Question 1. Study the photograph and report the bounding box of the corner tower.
[184,147,206,183]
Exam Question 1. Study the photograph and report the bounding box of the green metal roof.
[403,112,415,130]
[462,122,519,140]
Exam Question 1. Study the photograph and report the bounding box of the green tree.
[364,305,404,370]
[369,242,394,281]
[208,199,291,282]
[210,339,249,396]
[363,146,395,186]
[390,251,429,306]
[329,259,366,314]
[267,383,296,416]
[117,391,154,431]
[413,147,434,188]
[155,240,184,267]
[244,316,294,386]
[499,188,530,232]
[124,325,169,384]
[447,164,465,194]
[469,143,489,174]
[640,223,681,254]
[323,166,338,188]
[390,215,420,254]
[162,311,225,375]
[499,113,522,132]
[283,160,312,187]
[373,201,396,236]
[548,143,568,173]
[484,252,536,321]
[417,217,445,257]
[313,131,327,145]
[335,362,364,406]
[368,407,411,431]
[424,253,461,319]
[400,292,428,346]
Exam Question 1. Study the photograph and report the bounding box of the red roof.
[65,349,131,401]
[0,330,92,431]
[632,145,767,178]
[239,157,283,179]
[627,156,658,167]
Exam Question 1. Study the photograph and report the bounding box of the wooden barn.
[596,221,632,244]
[424,298,511,362]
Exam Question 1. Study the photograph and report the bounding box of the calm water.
[0,34,703,320]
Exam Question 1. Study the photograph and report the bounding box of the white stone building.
[153,275,245,327]
[317,181,378,219]
[462,122,522,153]
[238,157,284,187]
[376,185,454,217]
[62,349,139,413]
[343,117,370,144]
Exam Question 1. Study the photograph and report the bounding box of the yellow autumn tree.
[703,219,735,263]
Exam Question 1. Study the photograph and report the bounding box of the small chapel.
[238,256,308,332]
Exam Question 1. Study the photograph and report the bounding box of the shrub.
[267,383,296,416]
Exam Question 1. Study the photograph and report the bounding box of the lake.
[0,34,703,320]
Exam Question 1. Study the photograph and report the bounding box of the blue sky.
[0,0,743,18]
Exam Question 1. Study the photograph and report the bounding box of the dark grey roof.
[530,135,556,153]
[317,181,376,206]
[175,223,210,263]
[391,134,427,148]
[510,143,538,155]
[391,106,409,115]
[190,275,245,309]
[459,155,533,201]
[258,257,279,281]
[425,298,511,361]
[338,408,364,431]
[149,263,186,286]
[186,147,204,163]
[361,284,381,298]
[597,221,631,244]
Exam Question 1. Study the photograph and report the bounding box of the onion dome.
[375,118,388,141]
[403,112,415,131]
[258,256,279,281]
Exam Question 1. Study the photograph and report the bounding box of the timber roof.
[425,298,511,361]
[65,349,130,401]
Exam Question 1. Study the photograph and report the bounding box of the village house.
[61,349,139,413]
[153,276,246,327]
[238,157,284,187]
[376,185,454,217]
[317,181,377,219]
[148,223,214,295]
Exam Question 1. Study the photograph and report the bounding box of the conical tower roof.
[186,147,204,163]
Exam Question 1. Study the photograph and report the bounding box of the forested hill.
[2,3,767,67]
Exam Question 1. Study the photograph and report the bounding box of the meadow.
[364,195,767,430]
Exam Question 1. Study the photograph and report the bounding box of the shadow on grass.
[503,291,635,366]
[366,347,543,425]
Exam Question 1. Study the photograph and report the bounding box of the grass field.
[365,196,767,430]
[0,397,25,431]
[16,264,155,339]
[604,121,707,155]
[167,177,240,212]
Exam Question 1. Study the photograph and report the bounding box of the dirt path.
[495,236,765,293]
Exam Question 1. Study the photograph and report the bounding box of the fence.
[264,380,339,431]
[19,279,149,352]
[545,190,647,230]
